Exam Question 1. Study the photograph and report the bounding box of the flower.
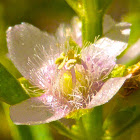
[7,15,131,125]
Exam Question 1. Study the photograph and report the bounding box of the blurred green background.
[0,0,139,140]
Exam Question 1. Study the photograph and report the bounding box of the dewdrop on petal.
[7,16,131,125]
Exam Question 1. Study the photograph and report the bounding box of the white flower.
[7,15,131,125]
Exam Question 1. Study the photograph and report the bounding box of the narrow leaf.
[65,0,83,16]
[17,125,53,140]
[0,63,29,105]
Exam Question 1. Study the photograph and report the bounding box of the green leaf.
[65,0,83,16]
[103,106,140,138]
[109,61,140,77]
[127,0,140,46]
[17,125,53,140]
[127,14,140,46]
[0,4,7,56]
[109,64,126,78]
[103,106,136,136]
[0,55,21,78]
[18,77,45,97]
[110,62,140,96]
[0,63,29,105]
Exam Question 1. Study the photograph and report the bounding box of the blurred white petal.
[100,22,131,57]
[103,15,116,34]
[96,20,131,58]
[55,17,82,46]
[95,37,128,58]
[117,39,140,64]
[105,22,131,42]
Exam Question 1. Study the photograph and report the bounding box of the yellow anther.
[60,52,65,57]
[74,54,81,64]
[58,59,66,70]
[55,50,82,70]
[66,59,77,70]
[55,52,66,69]
[55,57,64,65]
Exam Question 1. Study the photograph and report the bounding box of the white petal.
[56,17,82,46]
[87,75,131,109]
[117,39,140,64]
[7,23,59,86]
[105,22,131,42]
[81,44,116,80]
[55,23,68,45]
[96,20,131,58]
[71,17,82,46]
[103,15,116,34]
[10,94,70,125]
[95,37,128,58]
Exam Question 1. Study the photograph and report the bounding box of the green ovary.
[60,71,73,96]
[59,70,88,98]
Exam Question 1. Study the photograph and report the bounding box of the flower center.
[55,50,88,98]
[55,50,81,70]
[59,69,88,99]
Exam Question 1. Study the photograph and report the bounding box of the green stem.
[82,106,103,140]
[82,0,103,43]
[78,118,88,140]
[50,121,80,140]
